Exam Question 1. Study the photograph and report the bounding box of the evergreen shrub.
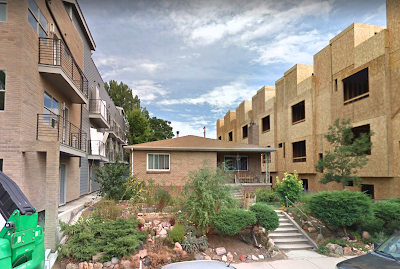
[169,224,186,244]
[249,203,279,231]
[213,209,257,236]
[256,188,279,203]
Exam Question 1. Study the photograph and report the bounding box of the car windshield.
[375,232,400,260]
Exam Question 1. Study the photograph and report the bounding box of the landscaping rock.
[139,249,148,258]
[88,263,94,269]
[111,257,119,264]
[252,255,259,260]
[93,263,103,269]
[181,251,188,258]
[317,233,324,242]
[362,231,370,240]
[159,229,168,236]
[103,262,111,268]
[239,255,247,262]
[268,238,275,248]
[83,262,89,269]
[335,246,344,256]
[258,255,264,260]
[174,242,183,253]
[246,255,252,260]
[212,255,222,261]
[120,260,133,269]
[221,255,227,262]
[153,220,160,226]
[302,224,308,230]
[326,243,338,251]
[67,264,78,269]
[78,262,84,269]
[343,246,352,256]
[227,252,233,261]
[308,227,317,233]
[204,255,211,260]
[142,258,152,267]
[195,254,205,260]
[215,247,226,256]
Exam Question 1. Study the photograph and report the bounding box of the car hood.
[337,252,400,269]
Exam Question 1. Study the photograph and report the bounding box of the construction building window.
[292,101,305,124]
[242,125,248,139]
[0,0,7,22]
[0,159,3,171]
[218,136,222,140]
[302,179,309,192]
[343,68,369,104]
[28,0,48,38]
[147,153,170,171]
[229,131,233,141]
[348,181,354,187]
[352,124,371,155]
[0,70,5,110]
[262,115,270,132]
[293,140,306,162]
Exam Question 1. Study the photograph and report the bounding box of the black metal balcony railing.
[89,99,109,121]
[38,37,89,99]
[107,120,127,143]
[88,140,106,157]
[36,110,88,152]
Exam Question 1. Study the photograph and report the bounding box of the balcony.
[89,99,110,128]
[88,140,109,162]
[36,111,87,157]
[106,121,127,145]
[38,37,88,104]
[233,171,271,185]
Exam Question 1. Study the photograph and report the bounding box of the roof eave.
[123,146,278,153]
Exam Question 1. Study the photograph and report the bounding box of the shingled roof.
[124,135,277,153]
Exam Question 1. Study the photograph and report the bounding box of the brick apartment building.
[217,0,400,199]
[0,0,127,250]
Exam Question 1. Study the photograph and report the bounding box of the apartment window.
[292,101,305,124]
[43,92,59,127]
[224,156,248,171]
[229,131,233,141]
[242,125,248,139]
[318,153,323,172]
[347,181,354,187]
[0,70,5,110]
[278,143,283,148]
[28,0,48,38]
[334,79,338,92]
[0,0,7,22]
[302,179,308,192]
[0,159,3,172]
[262,115,270,132]
[147,153,170,171]
[352,124,371,155]
[343,68,369,104]
[293,140,306,162]
[218,136,222,140]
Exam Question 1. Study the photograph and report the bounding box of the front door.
[59,164,66,205]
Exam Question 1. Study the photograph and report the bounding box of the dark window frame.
[343,68,369,104]
[0,159,3,172]
[218,136,222,140]
[0,70,5,111]
[228,131,233,141]
[147,153,170,171]
[28,0,48,38]
[262,115,270,132]
[0,0,7,22]
[224,156,248,171]
[293,140,306,162]
[352,124,371,155]
[242,125,248,139]
[292,101,305,124]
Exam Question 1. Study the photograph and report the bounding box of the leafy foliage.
[308,191,372,235]
[213,209,257,236]
[169,224,186,244]
[275,171,304,203]
[60,216,146,262]
[183,165,237,234]
[148,117,174,142]
[249,203,279,231]
[93,156,130,201]
[126,107,151,144]
[315,118,373,188]
[256,187,279,203]
[105,80,140,113]
[372,201,400,232]
[154,187,172,211]
[181,234,209,254]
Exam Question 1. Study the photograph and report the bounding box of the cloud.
[363,3,386,23]
[170,120,216,138]
[158,81,256,110]
[137,62,165,74]
[130,80,167,102]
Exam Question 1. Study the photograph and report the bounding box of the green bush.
[275,171,304,203]
[372,201,400,232]
[214,209,257,236]
[388,197,400,204]
[360,215,386,235]
[256,188,279,203]
[181,234,209,254]
[169,224,186,244]
[154,187,172,211]
[92,199,122,221]
[308,191,372,235]
[249,203,279,231]
[183,165,237,234]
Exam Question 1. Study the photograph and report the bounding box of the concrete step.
[275,243,314,250]
[278,222,294,227]
[269,232,304,238]
[278,217,290,222]
[273,238,309,244]
[274,227,299,233]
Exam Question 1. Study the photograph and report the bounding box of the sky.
[79,0,387,139]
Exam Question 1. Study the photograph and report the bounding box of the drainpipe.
[131,148,134,176]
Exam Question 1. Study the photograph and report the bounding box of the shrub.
[389,197,400,204]
[92,199,122,221]
[372,201,400,232]
[169,224,186,244]
[360,215,386,235]
[308,191,372,236]
[213,209,257,236]
[256,188,279,203]
[249,203,279,231]
[183,165,237,234]
[181,234,209,254]
[275,171,304,203]
[154,187,172,211]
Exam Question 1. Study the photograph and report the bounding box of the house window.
[262,115,270,132]
[343,68,369,104]
[218,136,221,140]
[293,140,306,162]
[352,124,371,155]
[347,181,354,187]
[292,101,305,124]
[43,92,59,127]
[147,153,170,170]
[301,179,308,192]
[229,131,233,141]
[0,159,3,171]
[242,125,248,139]
[0,0,7,22]
[28,0,48,38]
[224,156,248,171]
[0,70,5,111]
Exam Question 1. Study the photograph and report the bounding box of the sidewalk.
[234,250,349,269]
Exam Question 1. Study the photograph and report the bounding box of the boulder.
[316,233,324,242]
[181,251,188,258]
[159,229,168,236]
[221,255,227,262]
[308,227,317,233]
[258,255,265,260]
[153,220,160,226]
[93,263,103,269]
[139,249,148,258]
[174,242,183,253]
[226,252,233,261]
[88,263,94,269]
[215,247,226,256]
[251,255,259,260]
[343,246,352,256]
[66,264,78,269]
[212,255,222,261]
[103,262,111,268]
[362,231,370,240]
[120,260,134,269]
[195,254,205,260]
[246,255,252,260]
[239,255,247,262]
[334,246,344,256]
[326,243,338,251]
[111,257,119,264]
[204,255,211,260]
[78,262,84,269]
[302,224,308,230]
[142,258,152,267]
[83,262,89,269]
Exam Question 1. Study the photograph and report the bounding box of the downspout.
[131,149,134,176]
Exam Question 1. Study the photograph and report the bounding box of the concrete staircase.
[269,210,316,250]
[232,189,244,200]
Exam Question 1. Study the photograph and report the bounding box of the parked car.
[335,231,400,269]
[160,260,236,269]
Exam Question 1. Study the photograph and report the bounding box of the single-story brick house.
[124,135,277,192]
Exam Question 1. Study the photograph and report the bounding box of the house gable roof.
[124,135,277,153]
